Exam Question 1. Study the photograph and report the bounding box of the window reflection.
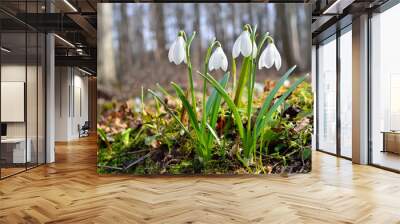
[317,36,337,154]
[340,29,352,158]
[371,4,400,171]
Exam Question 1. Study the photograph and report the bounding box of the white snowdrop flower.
[168,35,186,65]
[232,30,252,58]
[208,46,228,72]
[251,41,257,59]
[258,42,281,70]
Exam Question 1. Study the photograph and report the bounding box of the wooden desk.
[382,131,400,154]
[1,138,32,163]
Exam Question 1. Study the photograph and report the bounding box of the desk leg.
[382,133,386,153]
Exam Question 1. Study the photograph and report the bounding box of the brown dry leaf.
[267,166,273,174]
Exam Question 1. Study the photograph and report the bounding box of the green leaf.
[145,135,157,146]
[302,147,312,160]
[171,82,200,132]
[263,128,279,143]
[255,72,307,140]
[198,71,245,141]
[206,73,229,125]
[263,75,309,125]
[97,128,107,142]
[206,73,229,148]
[156,83,170,96]
[121,128,132,147]
[254,65,297,134]
[206,123,221,146]
[234,57,251,106]
[148,89,188,134]
[206,73,229,115]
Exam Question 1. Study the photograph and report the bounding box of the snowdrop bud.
[168,35,186,65]
[252,41,257,59]
[258,42,281,71]
[232,30,252,59]
[209,46,228,72]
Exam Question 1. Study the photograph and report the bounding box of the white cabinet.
[1,138,32,163]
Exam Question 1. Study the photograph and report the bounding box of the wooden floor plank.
[0,136,400,223]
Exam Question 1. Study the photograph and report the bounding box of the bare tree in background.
[98,3,311,99]
[286,5,303,70]
[130,4,145,67]
[247,4,254,25]
[152,4,167,61]
[175,5,185,31]
[193,3,202,67]
[277,4,292,70]
[118,4,133,84]
[98,4,116,89]
[230,4,238,38]
[217,4,227,46]
[208,5,219,40]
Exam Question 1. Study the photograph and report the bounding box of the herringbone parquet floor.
[1,136,400,224]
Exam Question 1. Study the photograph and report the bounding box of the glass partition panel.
[339,28,352,158]
[38,32,45,165]
[0,1,46,179]
[27,30,38,169]
[371,4,400,171]
[1,31,27,177]
[317,36,337,154]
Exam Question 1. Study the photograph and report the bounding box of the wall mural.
[97,3,313,175]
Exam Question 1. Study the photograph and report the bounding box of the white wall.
[1,65,35,138]
[1,63,46,164]
[55,67,89,141]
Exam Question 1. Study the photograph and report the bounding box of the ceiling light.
[1,47,11,53]
[78,67,92,76]
[54,34,75,48]
[63,0,78,12]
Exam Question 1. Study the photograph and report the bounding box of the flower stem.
[232,57,236,94]
[187,59,196,111]
[185,32,197,113]
[202,40,217,140]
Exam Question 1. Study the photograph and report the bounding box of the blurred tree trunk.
[277,5,292,71]
[247,4,254,25]
[230,4,238,37]
[286,6,302,70]
[239,5,248,27]
[118,4,133,83]
[98,4,116,87]
[209,4,219,39]
[175,5,185,30]
[193,3,202,66]
[152,4,166,61]
[217,4,226,46]
[131,5,144,67]
[256,7,263,34]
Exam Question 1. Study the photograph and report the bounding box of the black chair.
[78,121,90,138]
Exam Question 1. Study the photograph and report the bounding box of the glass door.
[317,35,337,154]
[0,1,47,179]
[370,3,400,171]
[339,27,352,158]
[1,30,28,178]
